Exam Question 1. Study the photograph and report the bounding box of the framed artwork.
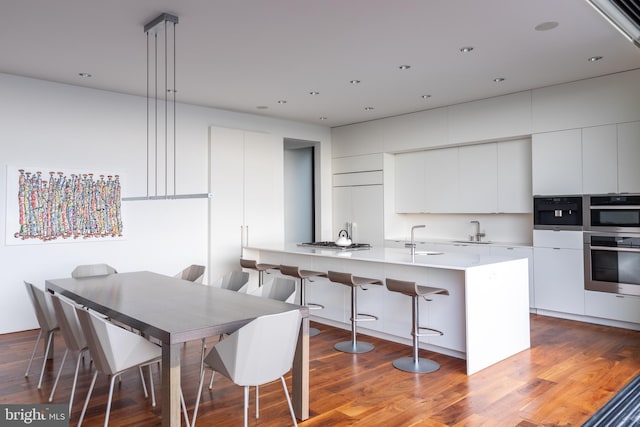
[6,167,124,244]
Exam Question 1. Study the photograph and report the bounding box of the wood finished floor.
[1,315,639,426]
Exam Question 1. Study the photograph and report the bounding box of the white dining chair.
[74,307,190,427]
[249,277,297,304]
[48,294,89,414]
[175,264,205,284]
[23,281,59,389]
[218,270,250,292]
[192,309,302,427]
[71,263,117,278]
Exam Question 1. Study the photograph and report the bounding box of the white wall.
[0,73,331,334]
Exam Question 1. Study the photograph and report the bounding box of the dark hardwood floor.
[1,314,639,426]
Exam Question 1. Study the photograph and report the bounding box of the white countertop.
[386,237,532,248]
[246,244,527,271]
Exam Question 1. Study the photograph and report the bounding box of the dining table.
[45,271,310,427]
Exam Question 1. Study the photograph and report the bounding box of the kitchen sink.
[451,240,493,245]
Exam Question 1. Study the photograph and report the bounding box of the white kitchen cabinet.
[394,151,425,213]
[424,147,459,212]
[395,140,531,214]
[209,126,284,280]
[582,124,618,194]
[533,230,584,315]
[458,143,497,212]
[532,129,582,195]
[618,121,640,194]
[497,139,532,213]
[333,184,384,247]
[585,291,640,324]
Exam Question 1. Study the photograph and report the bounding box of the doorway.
[283,139,317,244]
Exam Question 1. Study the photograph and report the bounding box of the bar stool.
[240,258,279,286]
[385,278,449,373]
[327,271,381,353]
[279,264,326,336]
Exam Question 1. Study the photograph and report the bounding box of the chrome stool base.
[392,357,440,373]
[334,340,374,354]
[309,327,321,337]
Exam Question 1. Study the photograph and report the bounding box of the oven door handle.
[590,245,640,253]
[589,205,640,210]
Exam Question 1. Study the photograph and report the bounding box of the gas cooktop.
[297,241,372,250]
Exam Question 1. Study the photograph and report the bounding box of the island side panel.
[464,258,530,375]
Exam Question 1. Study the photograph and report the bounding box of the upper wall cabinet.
[497,139,532,213]
[581,122,640,194]
[395,151,427,213]
[539,121,640,196]
[395,140,531,213]
[458,144,497,213]
[582,124,617,194]
[618,121,640,194]
[532,129,582,196]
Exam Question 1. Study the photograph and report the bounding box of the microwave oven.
[584,194,640,233]
[533,195,583,230]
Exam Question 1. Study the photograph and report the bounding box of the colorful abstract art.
[14,169,123,241]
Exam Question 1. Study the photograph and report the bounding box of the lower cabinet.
[585,291,640,324]
[533,246,584,315]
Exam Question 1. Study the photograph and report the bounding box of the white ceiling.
[2,0,640,128]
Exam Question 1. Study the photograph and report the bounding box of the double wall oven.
[583,194,640,297]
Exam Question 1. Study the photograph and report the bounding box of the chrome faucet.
[470,220,485,242]
[405,224,425,256]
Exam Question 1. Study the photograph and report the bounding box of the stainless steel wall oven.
[584,194,640,296]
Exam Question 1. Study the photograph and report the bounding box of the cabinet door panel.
[244,131,284,247]
[395,152,425,213]
[459,143,497,212]
[498,139,532,212]
[425,147,459,212]
[532,129,582,195]
[618,121,640,194]
[582,125,617,194]
[533,247,584,314]
[210,127,245,279]
[351,185,384,247]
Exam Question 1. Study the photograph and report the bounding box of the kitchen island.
[243,244,530,375]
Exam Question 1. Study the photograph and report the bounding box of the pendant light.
[124,13,211,201]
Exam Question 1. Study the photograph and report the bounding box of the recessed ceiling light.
[309,91,320,95]
[364,107,375,111]
[277,100,287,104]
[421,94,432,99]
[398,65,411,70]
[459,46,474,53]
[78,72,92,78]
[535,21,559,31]
[349,80,361,84]
[256,105,269,110]
[588,55,603,62]
[493,77,506,83]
